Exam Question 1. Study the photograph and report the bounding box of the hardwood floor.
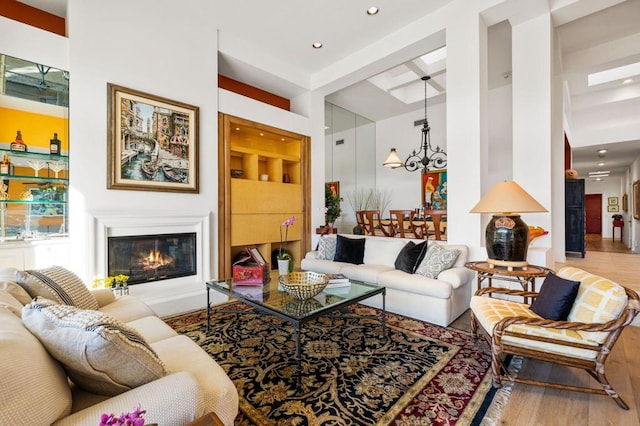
[453,236,640,425]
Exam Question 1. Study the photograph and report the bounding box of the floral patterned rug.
[165,302,503,425]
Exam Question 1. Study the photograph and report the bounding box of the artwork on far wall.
[608,204,619,213]
[622,193,628,212]
[421,169,447,210]
[608,196,618,205]
[107,83,199,193]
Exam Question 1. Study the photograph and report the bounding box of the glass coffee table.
[206,278,386,365]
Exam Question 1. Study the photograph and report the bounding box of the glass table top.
[207,278,382,320]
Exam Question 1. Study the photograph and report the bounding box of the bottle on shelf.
[0,154,11,175]
[10,130,28,152]
[50,133,61,154]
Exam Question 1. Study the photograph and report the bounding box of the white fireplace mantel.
[89,209,223,316]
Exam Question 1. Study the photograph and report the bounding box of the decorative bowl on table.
[279,271,328,300]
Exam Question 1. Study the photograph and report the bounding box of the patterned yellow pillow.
[558,267,627,343]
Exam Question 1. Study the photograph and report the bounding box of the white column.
[446,8,489,258]
[511,14,555,266]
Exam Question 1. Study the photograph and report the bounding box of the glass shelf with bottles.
[0,148,68,180]
[0,148,68,240]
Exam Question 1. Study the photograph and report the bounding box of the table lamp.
[470,181,547,269]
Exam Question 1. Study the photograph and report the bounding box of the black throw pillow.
[394,241,429,274]
[333,235,366,265]
[529,273,580,320]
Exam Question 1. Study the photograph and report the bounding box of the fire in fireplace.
[108,232,197,285]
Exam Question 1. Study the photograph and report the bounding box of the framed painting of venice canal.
[107,83,199,193]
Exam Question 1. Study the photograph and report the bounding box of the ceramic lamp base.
[485,214,530,269]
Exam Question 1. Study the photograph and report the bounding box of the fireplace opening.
[108,232,197,285]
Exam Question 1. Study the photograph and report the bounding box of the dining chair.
[424,209,447,240]
[357,210,379,236]
[376,213,395,237]
[389,210,414,238]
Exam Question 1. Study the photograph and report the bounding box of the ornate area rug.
[165,302,509,425]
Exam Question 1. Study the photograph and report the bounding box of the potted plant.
[325,184,342,226]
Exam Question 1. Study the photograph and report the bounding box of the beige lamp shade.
[470,181,547,214]
[382,148,403,169]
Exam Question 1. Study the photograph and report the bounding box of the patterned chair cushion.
[470,296,600,360]
[16,266,99,310]
[558,266,628,343]
[414,242,460,279]
[22,298,166,396]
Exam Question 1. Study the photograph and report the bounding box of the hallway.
[585,233,632,254]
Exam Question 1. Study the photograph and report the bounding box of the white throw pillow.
[415,243,461,279]
[363,238,407,267]
[317,234,337,260]
[16,266,99,310]
[22,298,166,396]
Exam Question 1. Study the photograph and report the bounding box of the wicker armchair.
[470,267,640,409]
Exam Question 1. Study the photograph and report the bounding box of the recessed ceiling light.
[597,162,605,166]
[312,42,323,49]
[367,7,379,15]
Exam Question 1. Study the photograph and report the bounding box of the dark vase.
[353,225,363,235]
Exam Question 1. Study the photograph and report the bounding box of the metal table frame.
[206,279,386,366]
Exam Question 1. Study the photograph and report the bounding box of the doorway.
[585,194,602,234]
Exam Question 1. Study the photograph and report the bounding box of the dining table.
[376,209,447,240]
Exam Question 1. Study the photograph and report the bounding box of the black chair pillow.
[529,273,580,320]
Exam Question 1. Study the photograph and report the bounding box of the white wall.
[67,0,219,280]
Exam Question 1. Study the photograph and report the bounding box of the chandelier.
[382,75,447,173]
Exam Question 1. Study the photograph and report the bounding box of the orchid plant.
[278,216,296,263]
[99,404,153,426]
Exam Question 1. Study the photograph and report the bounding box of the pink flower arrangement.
[100,404,149,426]
[278,216,296,260]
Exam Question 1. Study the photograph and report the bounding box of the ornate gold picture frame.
[107,83,199,193]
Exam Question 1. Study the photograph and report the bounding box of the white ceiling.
[18,0,640,182]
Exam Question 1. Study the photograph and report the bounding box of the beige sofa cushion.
[22,298,166,396]
[16,266,99,310]
[0,280,33,306]
[151,335,239,426]
[0,306,72,425]
[0,285,27,317]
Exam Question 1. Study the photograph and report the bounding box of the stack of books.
[325,274,350,288]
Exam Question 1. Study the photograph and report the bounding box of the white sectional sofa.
[301,234,474,327]
[0,266,238,426]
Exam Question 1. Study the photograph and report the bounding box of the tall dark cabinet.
[565,179,586,257]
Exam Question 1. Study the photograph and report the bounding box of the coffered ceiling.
[18,0,640,181]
